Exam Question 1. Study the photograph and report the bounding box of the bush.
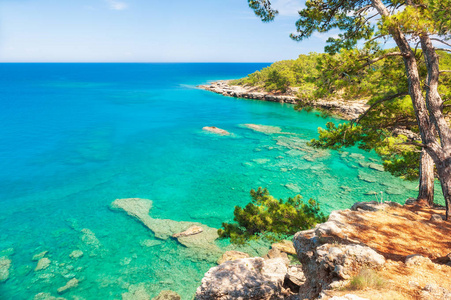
[218,187,328,244]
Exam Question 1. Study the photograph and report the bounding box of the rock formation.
[0,256,11,283]
[217,250,250,265]
[110,198,220,252]
[195,257,289,299]
[202,126,230,136]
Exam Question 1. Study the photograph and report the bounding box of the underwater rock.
[35,257,51,271]
[0,256,11,282]
[217,250,250,264]
[140,239,163,248]
[80,229,101,248]
[176,225,219,252]
[152,290,181,300]
[172,225,203,238]
[285,183,301,194]
[243,124,282,134]
[368,163,384,172]
[122,284,151,300]
[111,198,220,251]
[357,173,377,183]
[57,278,79,294]
[252,158,270,164]
[196,257,289,300]
[69,250,83,260]
[34,292,67,300]
[202,126,230,136]
[32,251,48,261]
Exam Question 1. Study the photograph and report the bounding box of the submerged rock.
[0,256,11,282]
[122,284,151,300]
[111,198,220,252]
[217,250,250,264]
[196,257,289,300]
[34,292,67,300]
[35,257,51,271]
[202,126,230,136]
[57,278,79,294]
[32,251,48,261]
[69,250,84,260]
[152,290,181,300]
[243,124,282,134]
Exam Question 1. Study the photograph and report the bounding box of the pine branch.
[353,92,409,125]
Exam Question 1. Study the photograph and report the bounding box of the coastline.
[198,80,369,121]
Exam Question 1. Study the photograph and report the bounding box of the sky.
[0,0,335,62]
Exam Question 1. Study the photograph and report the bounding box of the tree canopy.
[247,0,451,218]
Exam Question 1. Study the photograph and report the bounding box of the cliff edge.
[196,200,451,300]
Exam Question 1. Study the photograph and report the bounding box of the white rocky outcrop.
[195,257,289,300]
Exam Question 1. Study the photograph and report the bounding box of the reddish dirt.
[324,203,451,300]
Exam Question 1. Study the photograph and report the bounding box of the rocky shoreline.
[195,200,451,300]
[198,80,369,120]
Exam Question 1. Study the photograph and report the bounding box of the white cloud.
[105,0,128,11]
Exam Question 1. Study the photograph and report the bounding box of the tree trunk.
[372,0,451,220]
[417,149,435,206]
[436,162,451,220]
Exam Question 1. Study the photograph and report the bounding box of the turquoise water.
[0,64,440,299]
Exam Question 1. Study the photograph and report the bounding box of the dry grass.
[348,269,386,290]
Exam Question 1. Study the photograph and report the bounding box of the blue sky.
[0,0,332,62]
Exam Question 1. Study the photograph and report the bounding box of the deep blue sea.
[0,63,441,299]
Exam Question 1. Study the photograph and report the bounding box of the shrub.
[349,268,386,290]
[218,187,328,244]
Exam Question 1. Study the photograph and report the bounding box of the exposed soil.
[324,203,451,300]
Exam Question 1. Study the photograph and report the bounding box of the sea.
[0,63,442,299]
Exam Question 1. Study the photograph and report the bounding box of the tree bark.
[372,0,451,219]
[417,149,435,206]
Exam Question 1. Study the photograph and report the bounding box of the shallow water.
[0,63,443,299]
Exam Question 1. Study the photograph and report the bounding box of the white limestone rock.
[196,257,288,299]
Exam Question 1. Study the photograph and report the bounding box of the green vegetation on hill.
[218,188,327,244]
[231,50,451,184]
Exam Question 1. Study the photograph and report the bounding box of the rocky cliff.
[195,200,451,300]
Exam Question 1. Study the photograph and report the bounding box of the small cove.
[0,63,443,299]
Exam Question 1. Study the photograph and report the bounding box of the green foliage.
[218,188,327,244]
[348,268,386,291]
[230,53,323,95]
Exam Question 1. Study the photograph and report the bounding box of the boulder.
[285,265,306,287]
[217,250,250,265]
[271,240,297,255]
[152,290,181,300]
[202,126,230,136]
[195,257,289,299]
[57,278,79,294]
[0,256,11,282]
[405,254,432,266]
[35,257,51,271]
[430,214,444,222]
[172,225,203,238]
